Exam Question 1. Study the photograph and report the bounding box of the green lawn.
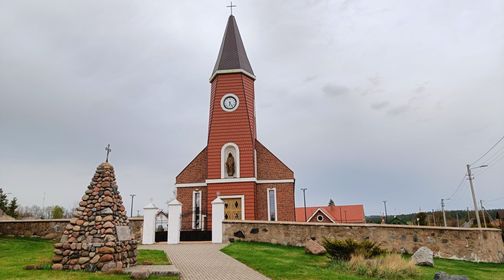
[221,241,504,280]
[0,236,177,280]
[137,249,171,265]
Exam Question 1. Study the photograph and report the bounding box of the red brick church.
[175,15,296,233]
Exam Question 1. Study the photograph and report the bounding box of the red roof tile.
[295,205,365,223]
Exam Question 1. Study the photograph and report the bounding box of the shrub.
[345,254,419,279]
[322,238,385,261]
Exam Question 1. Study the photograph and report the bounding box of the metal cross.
[105,144,111,163]
[226,1,236,15]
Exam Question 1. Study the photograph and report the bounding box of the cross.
[105,144,111,163]
[226,1,236,15]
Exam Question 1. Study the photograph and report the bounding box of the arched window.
[221,143,240,179]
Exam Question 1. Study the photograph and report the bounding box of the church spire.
[210,15,255,81]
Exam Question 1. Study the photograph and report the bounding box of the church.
[175,15,296,234]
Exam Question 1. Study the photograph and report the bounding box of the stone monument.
[52,162,137,271]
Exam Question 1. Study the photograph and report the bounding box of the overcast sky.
[1,0,503,217]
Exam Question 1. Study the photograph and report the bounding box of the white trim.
[221,143,240,179]
[175,182,207,188]
[209,69,256,82]
[220,93,240,112]
[306,208,336,223]
[266,188,278,222]
[254,149,257,178]
[257,179,294,184]
[177,178,294,187]
[192,190,202,229]
[218,195,245,220]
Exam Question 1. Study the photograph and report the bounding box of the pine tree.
[328,199,335,206]
[0,188,8,213]
[6,197,18,218]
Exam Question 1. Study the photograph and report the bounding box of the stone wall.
[223,220,504,263]
[0,218,143,242]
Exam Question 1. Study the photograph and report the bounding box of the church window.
[192,190,202,229]
[221,143,240,178]
[267,188,277,221]
[317,214,324,222]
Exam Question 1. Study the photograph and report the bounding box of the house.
[175,15,296,237]
[295,205,365,224]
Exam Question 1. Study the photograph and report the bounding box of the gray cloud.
[1,1,503,217]
[322,84,350,97]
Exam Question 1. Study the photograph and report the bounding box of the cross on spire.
[105,144,111,163]
[226,1,236,15]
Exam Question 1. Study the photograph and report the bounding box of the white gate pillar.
[167,199,182,244]
[142,203,158,245]
[212,197,225,243]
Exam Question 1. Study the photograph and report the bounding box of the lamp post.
[466,164,487,229]
[301,188,307,222]
[129,194,136,218]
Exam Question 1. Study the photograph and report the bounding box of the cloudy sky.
[1,0,503,217]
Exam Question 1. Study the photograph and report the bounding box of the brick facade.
[256,183,295,221]
[176,148,207,184]
[256,141,294,180]
[177,187,208,231]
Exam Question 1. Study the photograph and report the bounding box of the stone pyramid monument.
[52,162,137,271]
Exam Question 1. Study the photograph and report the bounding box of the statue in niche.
[226,152,235,177]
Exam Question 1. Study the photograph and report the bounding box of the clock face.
[222,95,238,111]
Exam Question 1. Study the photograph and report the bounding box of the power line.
[446,174,467,200]
[471,135,504,166]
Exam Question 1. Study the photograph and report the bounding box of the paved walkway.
[139,242,269,280]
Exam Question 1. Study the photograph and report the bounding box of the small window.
[268,188,277,221]
[193,191,202,229]
[317,215,324,222]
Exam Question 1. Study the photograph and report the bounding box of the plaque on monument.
[116,226,131,241]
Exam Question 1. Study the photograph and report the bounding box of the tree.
[6,197,18,218]
[415,212,427,226]
[0,188,8,212]
[328,199,335,206]
[51,206,65,219]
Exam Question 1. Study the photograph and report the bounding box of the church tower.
[176,15,295,237]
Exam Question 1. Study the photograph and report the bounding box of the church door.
[223,198,242,220]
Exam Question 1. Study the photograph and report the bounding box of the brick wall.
[177,187,208,231]
[256,141,294,180]
[0,217,144,241]
[256,183,295,221]
[223,220,504,263]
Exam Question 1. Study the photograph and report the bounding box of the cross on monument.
[105,144,111,163]
[226,1,236,15]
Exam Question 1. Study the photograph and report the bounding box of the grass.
[0,236,178,280]
[137,249,171,265]
[222,241,504,280]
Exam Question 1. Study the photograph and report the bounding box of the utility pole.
[480,200,487,228]
[301,188,307,222]
[456,212,460,227]
[382,201,388,224]
[432,209,437,226]
[466,164,482,229]
[129,194,136,218]
[441,199,448,227]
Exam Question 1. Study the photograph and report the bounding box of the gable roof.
[211,15,254,81]
[256,140,294,180]
[307,208,336,223]
[295,205,365,223]
[175,147,208,184]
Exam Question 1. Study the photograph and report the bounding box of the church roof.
[211,15,255,81]
[295,205,366,224]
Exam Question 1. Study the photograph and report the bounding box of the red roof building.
[295,205,366,224]
[175,15,296,235]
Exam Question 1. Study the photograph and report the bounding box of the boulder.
[304,239,327,255]
[434,271,469,280]
[131,270,150,279]
[412,246,434,267]
[51,264,63,270]
[101,261,118,272]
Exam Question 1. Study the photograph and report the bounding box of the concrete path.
[139,242,270,280]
